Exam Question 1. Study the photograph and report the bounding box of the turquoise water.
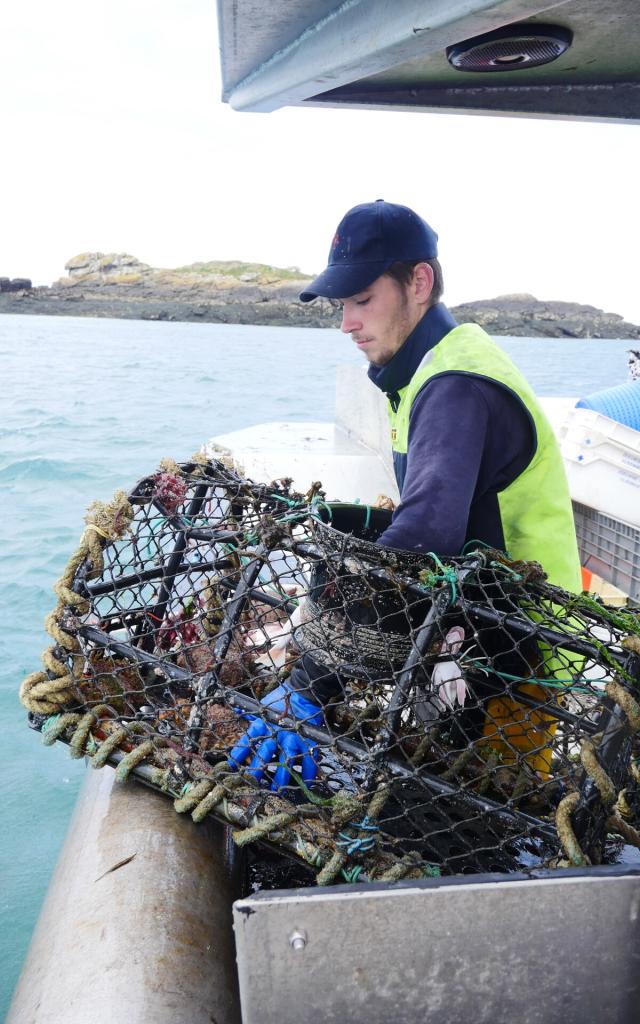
[0,313,632,1015]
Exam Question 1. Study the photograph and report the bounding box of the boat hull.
[7,767,241,1024]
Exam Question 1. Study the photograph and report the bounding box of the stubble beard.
[367,288,414,368]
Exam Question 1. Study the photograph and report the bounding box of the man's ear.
[413,262,434,305]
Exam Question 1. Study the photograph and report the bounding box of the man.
[300,199,581,586]
[230,200,581,785]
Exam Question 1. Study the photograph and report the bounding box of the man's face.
[338,274,420,367]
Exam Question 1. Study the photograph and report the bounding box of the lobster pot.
[18,457,640,890]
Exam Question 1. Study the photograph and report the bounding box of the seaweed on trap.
[20,456,640,885]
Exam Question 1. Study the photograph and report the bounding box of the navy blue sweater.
[368,304,535,555]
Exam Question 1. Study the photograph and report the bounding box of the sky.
[1,0,639,322]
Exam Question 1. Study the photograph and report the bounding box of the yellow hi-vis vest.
[388,323,582,774]
[387,322,581,593]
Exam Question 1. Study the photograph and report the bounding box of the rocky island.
[1,252,639,339]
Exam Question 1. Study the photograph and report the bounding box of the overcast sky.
[2,0,639,322]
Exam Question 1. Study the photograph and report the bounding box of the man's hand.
[228,682,323,790]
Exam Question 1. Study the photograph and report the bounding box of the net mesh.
[21,457,640,885]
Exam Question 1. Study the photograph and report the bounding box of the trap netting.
[20,456,640,885]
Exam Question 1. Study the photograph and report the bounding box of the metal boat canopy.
[216,0,639,122]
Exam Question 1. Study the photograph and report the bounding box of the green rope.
[460,538,492,555]
[422,864,442,878]
[143,512,196,555]
[289,770,335,806]
[336,816,379,856]
[143,515,172,559]
[268,493,301,509]
[461,655,597,694]
[310,498,333,521]
[275,510,313,525]
[340,865,364,883]
[490,559,523,580]
[41,714,61,737]
[419,553,458,604]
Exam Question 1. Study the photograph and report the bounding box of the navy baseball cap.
[299,200,438,303]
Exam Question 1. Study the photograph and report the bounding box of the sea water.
[0,313,633,1013]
